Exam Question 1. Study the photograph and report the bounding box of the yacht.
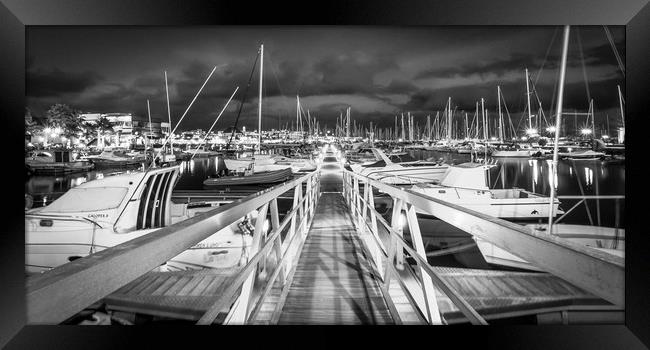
[83,148,146,167]
[350,148,448,185]
[25,150,94,175]
[25,165,257,274]
[410,162,563,220]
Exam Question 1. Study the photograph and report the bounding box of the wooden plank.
[27,172,318,324]
[277,193,394,325]
[344,170,624,308]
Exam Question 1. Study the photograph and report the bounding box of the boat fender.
[25,194,33,210]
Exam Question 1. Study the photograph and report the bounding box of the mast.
[481,98,486,141]
[446,97,452,141]
[498,86,504,142]
[258,44,264,153]
[164,71,172,154]
[464,112,469,140]
[146,99,152,151]
[525,68,533,131]
[548,25,571,235]
[617,85,625,129]
[296,95,300,137]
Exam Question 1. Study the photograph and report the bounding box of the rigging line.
[603,25,625,77]
[265,53,291,121]
[576,28,592,104]
[534,26,559,85]
[191,86,239,159]
[500,88,517,139]
[113,65,220,232]
[226,51,260,151]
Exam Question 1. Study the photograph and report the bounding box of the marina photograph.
[21,24,627,327]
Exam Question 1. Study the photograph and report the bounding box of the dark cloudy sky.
[26,26,625,134]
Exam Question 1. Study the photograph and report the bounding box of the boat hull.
[203,167,293,187]
[352,165,448,185]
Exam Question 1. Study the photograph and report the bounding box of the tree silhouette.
[45,104,82,138]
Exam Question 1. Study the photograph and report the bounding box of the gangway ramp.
[277,192,394,324]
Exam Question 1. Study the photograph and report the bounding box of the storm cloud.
[26,26,625,132]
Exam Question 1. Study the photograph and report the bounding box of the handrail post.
[224,202,269,324]
[269,198,286,285]
[391,198,405,270]
[360,179,369,235]
[367,183,383,278]
[405,204,443,324]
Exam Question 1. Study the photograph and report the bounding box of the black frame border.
[1,0,648,349]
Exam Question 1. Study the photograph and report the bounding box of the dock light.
[54,127,62,134]
[490,137,497,141]
[44,127,51,134]
[580,128,592,135]
[521,136,528,141]
[526,128,538,135]
[398,138,403,142]
[602,135,609,139]
[546,126,556,133]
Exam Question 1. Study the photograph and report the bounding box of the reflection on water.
[26,151,625,227]
[407,150,625,227]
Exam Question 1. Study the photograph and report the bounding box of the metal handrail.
[26,170,320,324]
[343,171,487,325]
[342,168,624,311]
[197,174,320,324]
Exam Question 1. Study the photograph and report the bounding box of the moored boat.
[410,162,562,220]
[350,148,448,185]
[203,167,293,187]
[25,150,94,175]
[25,165,257,273]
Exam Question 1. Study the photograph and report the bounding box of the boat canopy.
[439,163,495,190]
[41,187,128,212]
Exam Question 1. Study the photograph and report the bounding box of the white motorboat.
[83,148,146,166]
[350,148,448,185]
[410,162,562,220]
[25,165,259,274]
[475,223,624,272]
[559,149,606,160]
[490,143,538,158]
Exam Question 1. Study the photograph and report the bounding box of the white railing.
[342,169,625,324]
[26,170,320,324]
[342,170,487,325]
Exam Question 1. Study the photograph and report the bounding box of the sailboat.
[475,26,625,271]
[25,165,258,274]
[221,44,315,176]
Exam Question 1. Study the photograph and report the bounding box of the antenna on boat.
[547,25,571,235]
[191,86,239,160]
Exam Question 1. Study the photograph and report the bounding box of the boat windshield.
[389,154,417,163]
[362,160,386,168]
[40,187,128,212]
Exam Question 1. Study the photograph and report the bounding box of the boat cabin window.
[41,187,128,212]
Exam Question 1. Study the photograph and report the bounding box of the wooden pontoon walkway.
[277,192,394,324]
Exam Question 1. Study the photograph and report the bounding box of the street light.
[546,126,556,133]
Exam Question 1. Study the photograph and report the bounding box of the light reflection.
[190,159,195,174]
[584,167,593,186]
